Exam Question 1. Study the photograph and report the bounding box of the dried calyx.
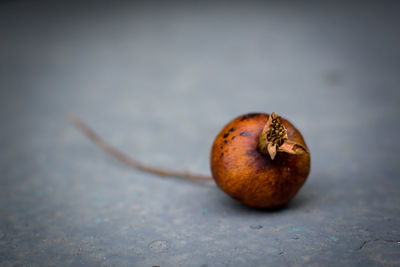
[258,112,309,160]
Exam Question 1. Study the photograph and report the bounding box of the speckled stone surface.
[0,1,399,266]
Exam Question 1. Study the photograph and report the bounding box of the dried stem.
[68,114,213,182]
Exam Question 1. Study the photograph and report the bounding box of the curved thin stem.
[68,114,213,182]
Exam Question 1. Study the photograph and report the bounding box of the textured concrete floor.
[0,1,399,266]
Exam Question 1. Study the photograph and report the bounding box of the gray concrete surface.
[0,1,399,266]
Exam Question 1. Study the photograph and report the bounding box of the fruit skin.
[210,113,310,208]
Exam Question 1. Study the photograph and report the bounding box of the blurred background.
[1,1,399,266]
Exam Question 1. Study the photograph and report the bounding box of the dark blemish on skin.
[232,136,236,140]
[246,150,257,156]
[224,140,228,144]
[220,146,223,149]
[223,133,229,138]
[220,152,224,157]
[240,113,260,121]
[253,150,274,170]
[240,131,251,136]
[229,127,235,132]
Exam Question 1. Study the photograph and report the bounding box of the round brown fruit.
[210,113,310,208]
